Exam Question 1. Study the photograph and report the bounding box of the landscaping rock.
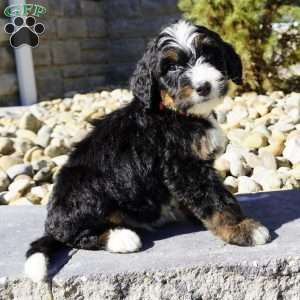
[0,170,10,192]
[0,90,298,207]
[19,112,43,133]
[283,135,300,164]
[0,137,14,155]
[6,164,33,180]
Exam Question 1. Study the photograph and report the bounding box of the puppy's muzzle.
[196,81,211,97]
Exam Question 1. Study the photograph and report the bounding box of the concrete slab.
[0,190,300,299]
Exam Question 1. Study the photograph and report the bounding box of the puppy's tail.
[24,235,64,282]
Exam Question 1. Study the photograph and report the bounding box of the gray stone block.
[105,0,141,18]
[108,62,135,84]
[0,18,9,43]
[57,18,88,39]
[86,18,106,38]
[81,50,108,64]
[32,44,52,66]
[0,47,15,71]
[88,75,106,90]
[109,17,175,38]
[64,77,90,92]
[39,18,57,40]
[80,39,108,50]
[0,1,8,13]
[62,0,81,17]
[35,69,64,100]
[0,73,17,96]
[80,0,104,16]
[52,41,81,65]
[63,64,108,78]
[0,94,18,106]
[111,38,145,63]
[35,0,64,17]
[1,190,300,299]
[140,0,180,16]
[87,64,110,76]
[63,65,90,78]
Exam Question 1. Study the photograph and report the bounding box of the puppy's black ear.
[130,39,159,110]
[223,42,243,85]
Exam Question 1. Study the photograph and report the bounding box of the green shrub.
[178,0,300,93]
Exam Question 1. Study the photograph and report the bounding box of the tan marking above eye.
[163,49,178,61]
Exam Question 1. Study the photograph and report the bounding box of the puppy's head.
[130,20,243,115]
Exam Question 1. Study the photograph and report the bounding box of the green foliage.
[178,0,300,93]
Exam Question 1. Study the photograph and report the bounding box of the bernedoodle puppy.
[25,20,270,282]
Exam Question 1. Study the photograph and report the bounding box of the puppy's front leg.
[165,161,270,246]
[193,116,227,160]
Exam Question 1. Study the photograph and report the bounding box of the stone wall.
[105,0,180,84]
[32,0,107,100]
[0,0,180,104]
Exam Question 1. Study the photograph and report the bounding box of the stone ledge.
[0,190,300,299]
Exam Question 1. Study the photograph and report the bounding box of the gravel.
[0,89,299,205]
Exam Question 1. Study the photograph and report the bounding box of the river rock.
[283,136,300,164]
[0,137,14,155]
[19,112,43,133]
[0,170,10,192]
[0,156,23,171]
[8,176,32,194]
[243,132,268,149]
[258,150,277,170]
[238,176,261,193]
[35,125,52,148]
[6,163,33,180]
[252,167,282,190]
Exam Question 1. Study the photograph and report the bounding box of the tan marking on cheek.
[160,90,176,109]
[178,85,194,99]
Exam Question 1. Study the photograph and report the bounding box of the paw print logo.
[4,16,45,48]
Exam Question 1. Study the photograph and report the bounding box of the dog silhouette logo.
[3,3,46,48]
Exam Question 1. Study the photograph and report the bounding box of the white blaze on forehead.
[159,20,198,53]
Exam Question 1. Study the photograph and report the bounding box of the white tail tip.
[24,252,47,282]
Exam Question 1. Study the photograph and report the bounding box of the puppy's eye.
[168,64,179,72]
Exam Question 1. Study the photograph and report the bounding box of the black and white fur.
[24,20,270,283]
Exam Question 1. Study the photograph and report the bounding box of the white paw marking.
[24,253,47,283]
[206,122,227,156]
[106,229,142,253]
[252,225,270,245]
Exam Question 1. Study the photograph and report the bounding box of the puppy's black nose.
[196,81,211,96]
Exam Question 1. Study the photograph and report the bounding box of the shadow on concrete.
[140,189,300,250]
[239,189,300,231]
[47,189,300,278]
[48,247,78,279]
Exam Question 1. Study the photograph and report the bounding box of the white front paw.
[206,125,227,156]
[106,229,142,253]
